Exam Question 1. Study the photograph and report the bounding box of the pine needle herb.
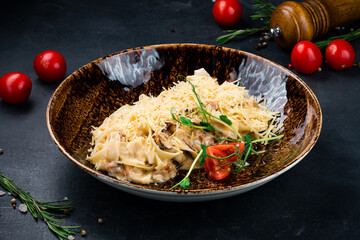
[315,28,360,49]
[217,0,275,44]
[216,27,268,45]
[0,172,80,240]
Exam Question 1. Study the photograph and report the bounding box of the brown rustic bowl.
[46,43,322,202]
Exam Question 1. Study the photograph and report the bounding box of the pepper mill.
[269,0,360,49]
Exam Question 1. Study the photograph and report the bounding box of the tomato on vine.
[291,41,322,74]
[212,0,243,27]
[325,39,355,71]
[34,50,67,82]
[0,72,32,104]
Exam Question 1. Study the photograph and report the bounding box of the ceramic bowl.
[46,44,322,202]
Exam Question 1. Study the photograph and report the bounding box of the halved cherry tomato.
[205,147,231,180]
[211,142,245,162]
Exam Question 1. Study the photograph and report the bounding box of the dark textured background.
[1,0,360,239]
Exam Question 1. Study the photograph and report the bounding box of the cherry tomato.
[34,50,66,82]
[205,147,231,180]
[291,41,322,74]
[0,72,32,104]
[325,39,355,71]
[212,0,243,27]
[211,142,245,162]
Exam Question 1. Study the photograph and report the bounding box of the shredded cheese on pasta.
[87,69,281,184]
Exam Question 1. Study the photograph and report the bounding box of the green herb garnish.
[169,149,204,190]
[169,75,284,190]
[315,28,360,49]
[199,144,208,167]
[231,135,253,173]
[216,0,275,45]
[0,172,80,240]
[171,108,210,131]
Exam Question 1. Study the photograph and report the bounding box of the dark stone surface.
[0,0,359,239]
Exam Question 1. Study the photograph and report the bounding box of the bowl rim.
[46,43,322,196]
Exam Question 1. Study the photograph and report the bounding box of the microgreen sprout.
[231,135,252,173]
[170,149,204,190]
[171,108,210,131]
[169,75,284,190]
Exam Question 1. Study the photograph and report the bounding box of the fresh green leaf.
[180,116,192,125]
[180,177,190,190]
[199,144,208,166]
[200,121,215,132]
[244,134,252,144]
[219,115,232,126]
[200,121,209,128]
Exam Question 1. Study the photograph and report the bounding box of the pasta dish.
[87,69,281,186]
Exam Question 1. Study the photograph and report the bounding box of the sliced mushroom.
[163,121,177,134]
[154,132,174,150]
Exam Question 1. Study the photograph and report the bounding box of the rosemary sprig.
[216,0,275,44]
[217,27,267,45]
[0,172,80,240]
[251,0,276,25]
[315,28,360,49]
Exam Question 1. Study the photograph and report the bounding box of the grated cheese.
[87,68,281,184]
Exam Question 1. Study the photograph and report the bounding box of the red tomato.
[325,39,355,71]
[0,72,32,104]
[212,0,243,27]
[34,50,67,82]
[291,41,322,74]
[205,147,231,180]
[211,142,245,162]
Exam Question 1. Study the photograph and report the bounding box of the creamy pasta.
[87,69,281,184]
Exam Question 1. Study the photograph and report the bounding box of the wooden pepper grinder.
[269,0,360,49]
